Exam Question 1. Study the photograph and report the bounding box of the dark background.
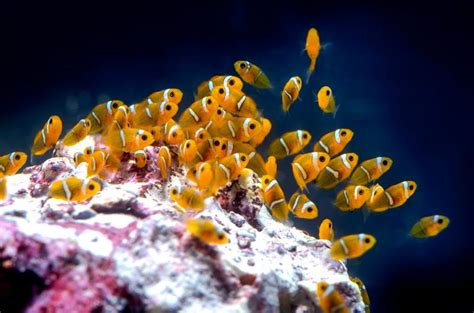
[1,1,473,312]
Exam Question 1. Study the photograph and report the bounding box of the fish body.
[319,218,334,241]
[385,181,417,208]
[104,127,154,153]
[350,277,371,312]
[288,192,318,219]
[264,156,277,178]
[316,153,358,189]
[260,175,288,221]
[31,115,63,156]
[186,218,229,244]
[248,118,272,147]
[169,186,204,211]
[0,173,6,200]
[316,282,349,313]
[63,119,91,146]
[162,119,185,145]
[87,101,124,134]
[305,28,321,84]
[330,234,376,260]
[211,86,259,118]
[365,184,390,212]
[179,140,198,165]
[234,60,272,89]
[335,185,370,212]
[134,150,148,168]
[48,177,101,202]
[134,101,179,130]
[196,75,243,98]
[207,116,262,142]
[291,152,329,190]
[87,151,107,177]
[317,86,337,114]
[313,129,353,157]
[187,161,214,190]
[268,130,312,159]
[0,152,28,175]
[410,215,449,238]
[179,96,219,131]
[157,146,172,179]
[351,157,393,185]
[282,76,302,112]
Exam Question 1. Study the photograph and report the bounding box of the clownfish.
[0,173,6,200]
[335,185,370,212]
[169,186,205,211]
[150,126,164,142]
[179,96,219,131]
[305,28,321,84]
[134,150,148,169]
[330,234,376,260]
[410,215,450,238]
[211,86,259,118]
[288,192,318,219]
[267,130,312,159]
[260,175,288,221]
[86,151,107,177]
[141,88,184,106]
[193,127,211,144]
[87,100,124,134]
[248,117,272,147]
[317,86,339,117]
[315,153,358,189]
[48,177,101,202]
[207,116,263,143]
[162,119,185,145]
[62,119,91,146]
[157,146,172,179]
[112,106,131,130]
[265,156,277,178]
[218,153,249,181]
[186,218,229,245]
[0,152,28,175]
[178,140,197,165]
[281,76,302,112]
[350,277,371,312]
[313,129,353,157]
[246,152,267,177]
[134,101,179,130]
[351,157,393,185]
[366,181,417,212]
[196,75,243,99]
[234,60,272,89]
[104,127,154,154]
[316,282,349,313]
[319,218,334,241]
[291,152,330,191]
[31,115,63,156]
[187,162,214,191]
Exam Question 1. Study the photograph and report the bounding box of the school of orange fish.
[0,27,450,312]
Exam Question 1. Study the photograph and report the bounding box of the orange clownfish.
[335,185,370,212]
[260,175,288,221]
[193,127,212,144]
[316,282,349,313]
[330,234,376,260]
[264,156,277,178]
[162,119,185,145]
[157,146,172,179]
[313,129,353,157]
[410,215,449,238]
[86,151,107,177]
[268,130,312,159]
[305,27,321,84]
[0,173,6,200]
[281,76,302,112]
[350,277,370,312]
[134,101,179,130]
[248,117,272,147]
[104,127,154,153]
[48,177,101,202]
[366,181,417,212]
[196,75,243,99]
[87,100,124,134]
[211,86,259,118]
[112,106,131,130]
[288,192,318,219]
[208,117,263,143]
[179,96,219,131]
[187,162,214,191]
[134,150,148,169]
[234,60,272,89]
[0,152,28,175]
[169,186,205,211]
[178,139,197,165]
[143,88,183,106]
[186,218,229,245]
[291,152,330,191]
[317,86,339,117]
[62,119,91,146]
[316,153,358,189]
[31,115,63,156]
[319,218,334,241]
[351,157,393,185]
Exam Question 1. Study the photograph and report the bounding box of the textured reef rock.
[0,138,365,312]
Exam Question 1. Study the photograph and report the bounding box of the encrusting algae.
[0,26,449,312]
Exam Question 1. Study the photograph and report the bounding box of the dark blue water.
[1,2,473,312]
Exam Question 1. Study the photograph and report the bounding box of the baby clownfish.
[48,177,101,202]
[319,218,334,241]
[248,117,272,147]
[179,96,219,131]
[211,86,259,118]
[218,153,250,181]
[350,277,371,312]
[264,156,277,178]
[330,234,376,261]
[86,151,107,177]
[104,127,154,154]
[186,218,229,245]
[410,215,449,238]
[112,106,131,131]
[162,119,185,145]
[305,28,321,84]
[87,100,124,134]
[268,130,312,159]
[260,175,288,221]
[0,152,28,175]
[187,162,214,191]
[178,139,197,165]
[291,152,330,191]
[315,153,359,189]
[335,185,370,212]
[169,186,205,211]
[196,75,244,99]
[351,157,393,186]
[234,60,272,89]
[208,117,263,143]
[193,127,211,144]
[366,181,417,212]
[0,173,7,200]
[316,282,349,313]
[288,192,318,219]
[134,150,148,169]
[143,88,184,106]
[246,152,267,177]
[134,101,179,130]
[317,86,339,117]
[31,115,63,157]
[313,129,353,157]
[150,126,164,142]
[281,76,302,112]
[365,184,389,213]
[157,146,172,179]
[62,119,91,146]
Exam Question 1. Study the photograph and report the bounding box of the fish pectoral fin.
[332,105,341,119]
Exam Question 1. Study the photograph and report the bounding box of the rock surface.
[0,140,364,313]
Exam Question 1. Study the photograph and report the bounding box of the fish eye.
[240,155,247,162]
[217,234,225,240]
[264,178,270,184]
[307,207,313,213]
[359,189,364,195]
[112,102,119,109]
[151,130,156,135]
[348,155,354,161]
[171,188,178,195]
[341,131,347,136]
[382,159,388,166]
[88,184,95,191]
[218,88,224,94]
[296,77,301,84]
[172,132,177,137]
[141,134,148,141]
[409,184,414,190]
[438,218,444,224]
[166,105,172,111]
[201,167,206,172]
[320,285,327,291]
[326,89,331,96]
[229,79,235,86]
[49,118,53,124]
[239,62,246,69]
[328,223,332,228]
[170,91,175,97]
[85,121,90,127]
[207,98,212,104]
[364,238,371,244]
[199,133,204,139]
[214,140,220,146]
[249,123,256,130]
[186,143,191,148]
[15,154,21,160]
[217,109,222,115]
[221,144,227,150]
[302,133,308,139]
[319,156,326,162]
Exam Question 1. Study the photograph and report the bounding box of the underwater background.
[1,1,473,312]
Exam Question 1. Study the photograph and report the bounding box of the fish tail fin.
[321,42,332,50]
[305,59,316,84]
[362,207,371,222]
[332,104,340,119]
[255,72,272,89]
[30,152,35,165]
